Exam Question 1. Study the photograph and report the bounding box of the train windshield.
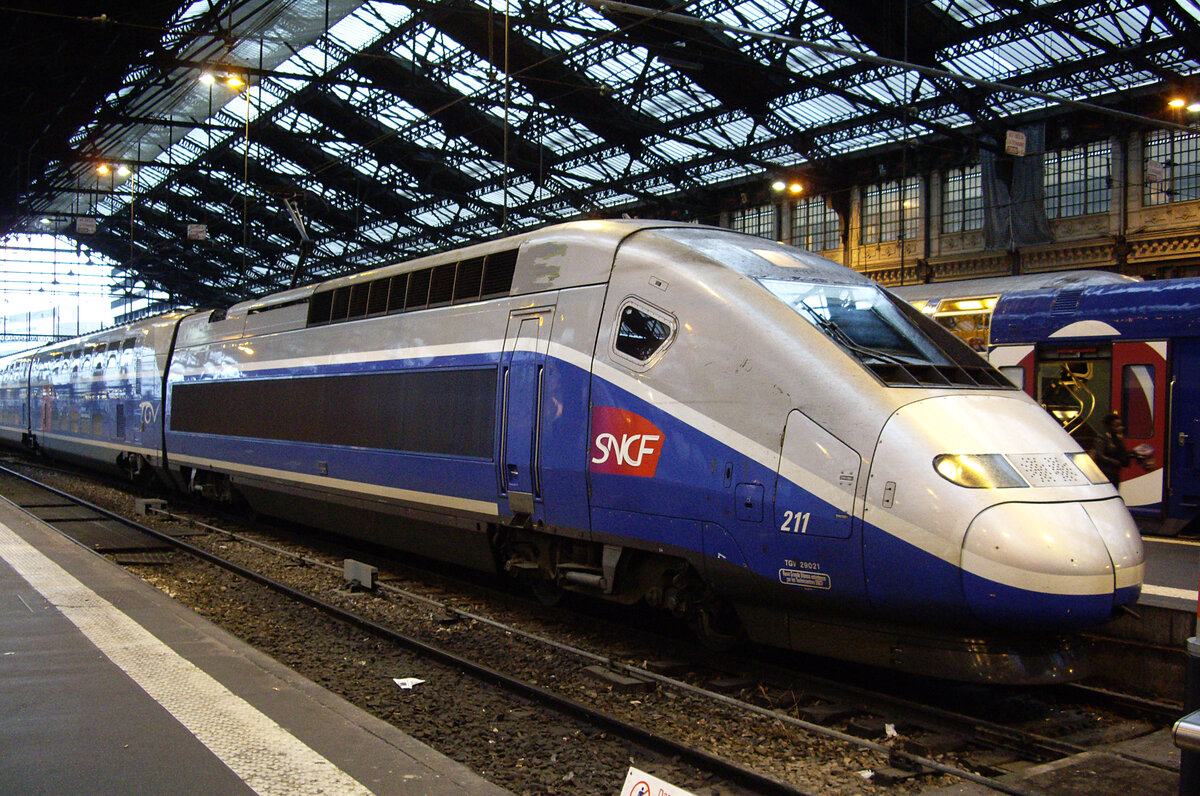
[760,280,1013,389]
[762,281,949,365]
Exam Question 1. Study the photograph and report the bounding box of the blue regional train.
[0,221,1144,683]
[987,277,1200,537]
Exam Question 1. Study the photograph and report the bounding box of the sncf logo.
[590,406,664,477]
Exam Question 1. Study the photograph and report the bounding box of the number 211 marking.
[780,510,811,534]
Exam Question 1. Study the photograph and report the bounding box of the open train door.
[1168,338,1200,531]
[1110,340,1168,520]
[498,305,556,522]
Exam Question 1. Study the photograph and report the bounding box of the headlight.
[1068,451,1110,485]
[933,453,1028,488]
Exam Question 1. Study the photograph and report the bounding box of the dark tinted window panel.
[480,250,517,298]
[249,298,308,316]
[366,278,389,315]
[406,269,431,310]
[331,286,352,321]
[454,257,485,303]
[348,284,370,318]
[428,263,456,307]
[170,367,496,459]
[386,274,408,313]
[308,291,334,325]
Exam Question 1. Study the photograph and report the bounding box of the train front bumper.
[960,498,1144,630]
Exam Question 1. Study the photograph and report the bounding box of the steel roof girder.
[345,50,556,177]
[420,0,666,156]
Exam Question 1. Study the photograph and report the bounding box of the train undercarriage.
[496,525,743,646]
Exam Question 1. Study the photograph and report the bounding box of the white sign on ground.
[618,766,696,796]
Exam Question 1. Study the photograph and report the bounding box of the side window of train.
[612,298,676,368]
[1121,364,1155,439]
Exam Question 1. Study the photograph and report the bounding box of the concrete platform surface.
[919,728,1180,794]
[0,496,510,796]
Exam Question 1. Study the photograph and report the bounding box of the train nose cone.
[960,498,1144,630]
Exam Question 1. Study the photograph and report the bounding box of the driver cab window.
[613,300,675,365]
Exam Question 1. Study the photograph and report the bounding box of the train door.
[1112,341,1168,514]
[774,411,859,539]
[1168,338,1200,524]
[1033,345,1112,450]
[499,306,555,520]
[1034,341,1168,517]
[766,410,868,609]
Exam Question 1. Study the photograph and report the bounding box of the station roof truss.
[4,0,1199,306]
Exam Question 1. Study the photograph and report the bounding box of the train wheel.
[692,596,743,651]
[530,581,564,606]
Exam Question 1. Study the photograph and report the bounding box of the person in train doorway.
[1092,412,1154,487]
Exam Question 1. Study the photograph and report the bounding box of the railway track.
[0,459,1183,795]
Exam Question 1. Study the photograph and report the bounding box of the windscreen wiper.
[796,303,910,367]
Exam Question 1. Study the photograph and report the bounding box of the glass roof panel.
[931,0,1006,25]
[18,0,1200,307]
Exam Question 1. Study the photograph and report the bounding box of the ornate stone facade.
[727,134,1200,284]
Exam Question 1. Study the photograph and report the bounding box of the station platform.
[921,728,1180,794]
[0,497,510,796]
[1140,535,1200,613]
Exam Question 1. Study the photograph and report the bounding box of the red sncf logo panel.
[589,406,664,477]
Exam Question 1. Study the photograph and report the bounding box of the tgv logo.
[589,406,664,477]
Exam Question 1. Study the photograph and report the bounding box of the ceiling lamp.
[771,178,803,194]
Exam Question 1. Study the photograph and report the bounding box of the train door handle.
[1181,433,1190,447]
[508,464,520,483]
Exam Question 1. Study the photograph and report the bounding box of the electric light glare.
[788,182,803,194]
[1169,97,1187,108]
[932,454,1028,488]
[96,164,110,175]
[199,72,215,85]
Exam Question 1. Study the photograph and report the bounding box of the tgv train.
[0,221,1144,683]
